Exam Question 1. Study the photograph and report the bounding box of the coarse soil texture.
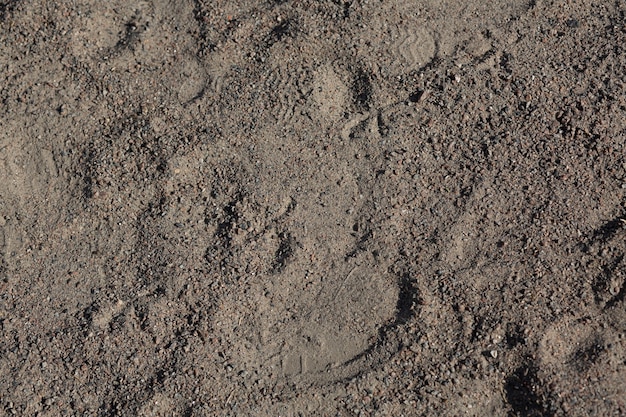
[1,0,625,415]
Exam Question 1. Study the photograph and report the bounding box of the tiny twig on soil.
[332,267,357,302]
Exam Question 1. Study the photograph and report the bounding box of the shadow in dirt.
[504,364,548,417]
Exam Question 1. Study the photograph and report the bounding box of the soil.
[1,0,625,415]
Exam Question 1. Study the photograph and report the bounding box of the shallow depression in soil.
[213,257,399,379]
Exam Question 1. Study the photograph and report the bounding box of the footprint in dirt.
[0,129,62,285]
[535,315,626,416]
[207,151,402,384]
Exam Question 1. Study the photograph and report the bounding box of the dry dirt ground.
[1,0,626,415]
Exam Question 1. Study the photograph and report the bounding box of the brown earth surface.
[1,0,626,415]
